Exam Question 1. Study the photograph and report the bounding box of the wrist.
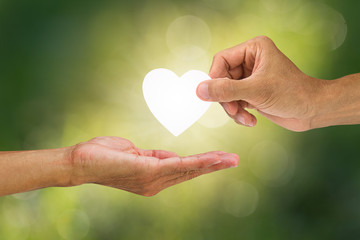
[47,147,76,188]
[65,143,94,187]
[309,77,348,130]
[63,144,88,187]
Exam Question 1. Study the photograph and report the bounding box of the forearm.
[311,73,360,129]
[0,148,73,197]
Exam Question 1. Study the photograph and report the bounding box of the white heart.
[143,68,211,136]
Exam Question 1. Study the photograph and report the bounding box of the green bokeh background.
[1,0,360,239]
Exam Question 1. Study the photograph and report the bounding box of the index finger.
[159,151,239,174]
[209,43,247,79]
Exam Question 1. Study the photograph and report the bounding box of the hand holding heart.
[143,36,329,133]
[196,36,329,132]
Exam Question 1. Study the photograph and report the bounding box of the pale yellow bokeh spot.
[166,15,211,60]
[57,209,90,240]
[198,103,229,129]
[223,181,259,217]
[248,141,294,185]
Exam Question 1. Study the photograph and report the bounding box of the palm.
[86,136,159,156]
[70,137,238,196]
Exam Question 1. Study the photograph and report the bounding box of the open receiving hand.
[69,137,238,196]
[196,36,329,132]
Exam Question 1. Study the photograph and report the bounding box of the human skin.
[0,136,238,197]
[196,36,360,132]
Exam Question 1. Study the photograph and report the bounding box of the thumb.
[196,78,255,102]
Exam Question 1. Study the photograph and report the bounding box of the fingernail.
[223,103,230,113]
[248,118,256,127]
[237,114,245,125]
[207,160,222,168]
[221,155,237,160]
[220,155,239,167]
[197,82,210,100]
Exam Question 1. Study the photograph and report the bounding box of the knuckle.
[198,160,208,169]
[225,79,236,91]
[255,35,273,43]
[209,82,221,100]
[217,80,236,101]
[213,52,222,62]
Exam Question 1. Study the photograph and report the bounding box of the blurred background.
[0,0,359,239]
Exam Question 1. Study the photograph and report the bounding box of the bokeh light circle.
[287,3,347,50]
[248,141,290,182]
[223,181,259,217]
[260,0,301,13]
[2,199,35,228]
[234,14,267,39]
[166,15,211,60]
[57,209,90,240]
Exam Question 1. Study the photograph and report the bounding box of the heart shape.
[143,68,211,136]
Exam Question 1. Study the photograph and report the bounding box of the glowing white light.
[143,68,211,136]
